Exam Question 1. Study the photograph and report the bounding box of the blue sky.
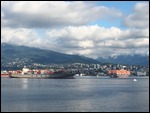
[93,1,147,29]
[96,1,138,13]
[1,1,149,58]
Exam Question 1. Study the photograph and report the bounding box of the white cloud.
[1,1,149,58]
[45,25,149,58]
[2,1,122,28]
[46,25,122,41]
[1,25,149,58]
[78,40,94,49]
[124,2,149,29]
[1,28,43,48]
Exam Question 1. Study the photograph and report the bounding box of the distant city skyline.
[1,1,149,58]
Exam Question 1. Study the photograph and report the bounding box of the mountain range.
[96,54,149,66]
[1,43,148,70]
[1,43,99,66]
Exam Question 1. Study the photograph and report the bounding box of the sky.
[1,1,149,59]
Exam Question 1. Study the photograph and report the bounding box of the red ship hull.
[1,74,9,77]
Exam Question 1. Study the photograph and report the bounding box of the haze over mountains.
[96,54,148,66]
[1,43,99,65]
[1,43,148,69]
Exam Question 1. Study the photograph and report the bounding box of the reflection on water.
[1,76,149,112]
[21,79,28,90]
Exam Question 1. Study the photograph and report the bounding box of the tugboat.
[9,66,76,79]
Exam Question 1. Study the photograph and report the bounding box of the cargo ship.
[9,66,76,79]
[108,69,131,78]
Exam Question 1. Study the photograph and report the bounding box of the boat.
[133,79,137,82]
[108,69,131,78]
[9,72,75,79]
[9,66,76,79]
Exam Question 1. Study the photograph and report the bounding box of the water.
[1,76,149,112]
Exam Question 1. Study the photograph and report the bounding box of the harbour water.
[1,76,149,112]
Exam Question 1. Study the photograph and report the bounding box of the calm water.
[1,76,149,112]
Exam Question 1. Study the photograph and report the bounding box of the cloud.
[45,25,149,58]
[1,24,149,58]
[46,25,122,41]
[1,1,122,28]
[103,38,149,48]
[1,1,149,58]
[124,2,149,29]
[1,28,43,48]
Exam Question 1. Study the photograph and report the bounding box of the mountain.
[96,54,149,66]
[1,43,99,69]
